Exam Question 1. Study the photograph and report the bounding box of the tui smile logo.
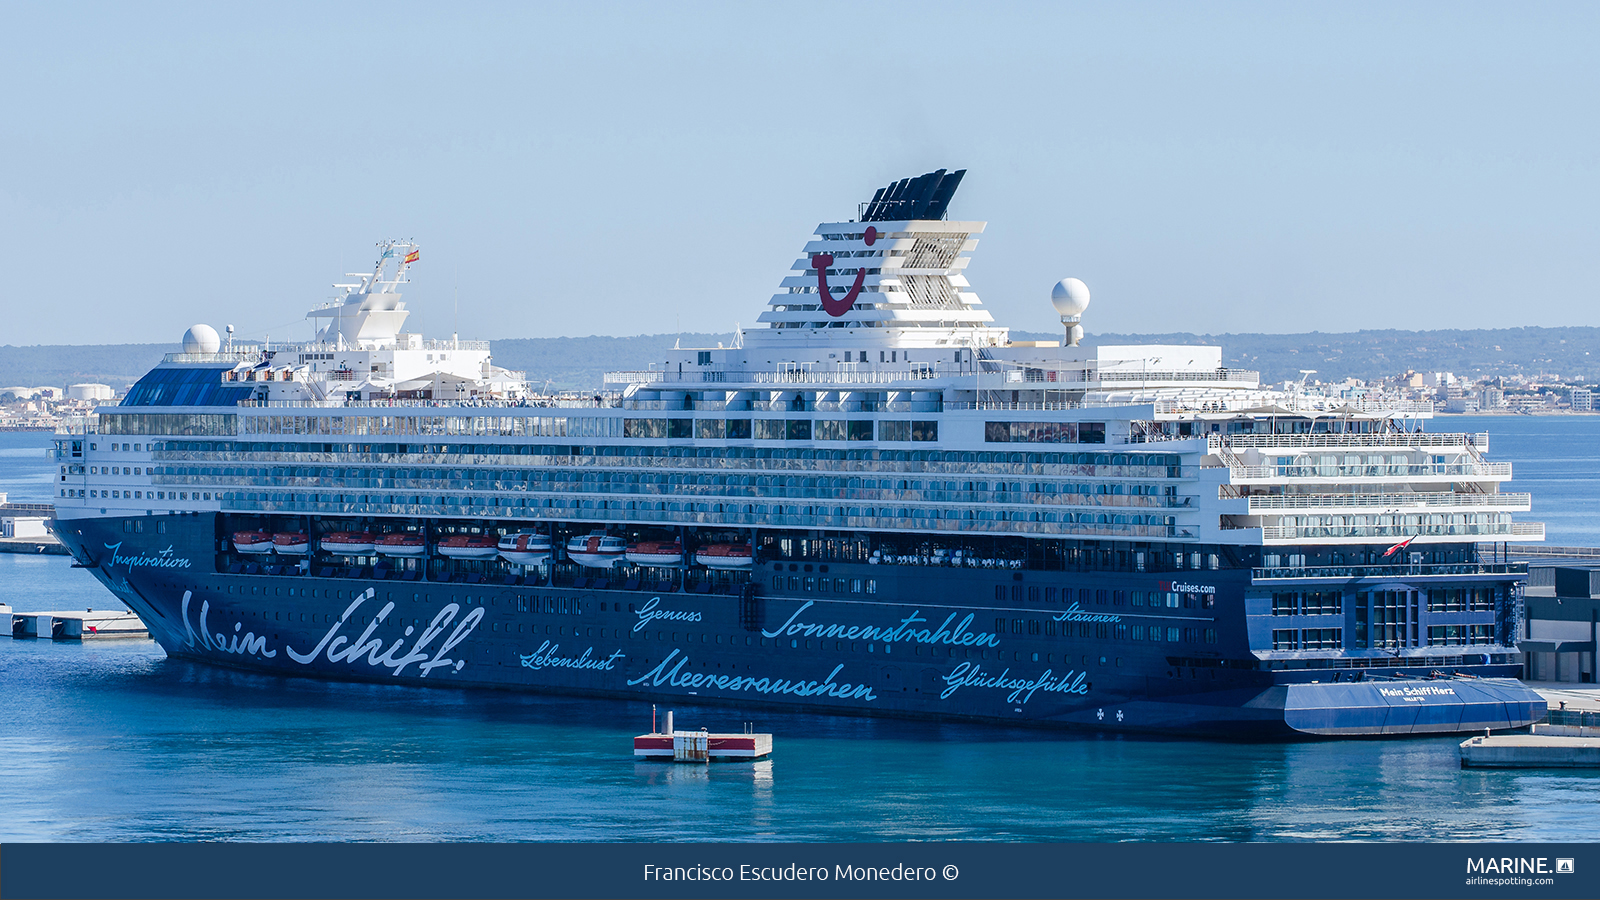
[811,225,877,317]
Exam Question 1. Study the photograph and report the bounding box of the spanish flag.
[403,249,420,264]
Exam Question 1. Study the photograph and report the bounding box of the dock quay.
[1459,680,1600,768]
[0,536,68,555]
[633,710,773,762]
[0,498,64,554]
[7,605,149,640]
[1460,730,1600,768]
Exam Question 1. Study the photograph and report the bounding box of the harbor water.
[3,421,1600,842]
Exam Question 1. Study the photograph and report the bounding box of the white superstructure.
[53,177,1541,554]
[162,241,527,404]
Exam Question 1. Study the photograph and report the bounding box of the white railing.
[1229,462,1512,480]
[237,396,622,410]
[1210,432,1487,452]
[1246,492,1532,511]
[1259,521,1544,541]
[1156,398,1433,415]
[1094,368,1259,384]
[604,370,665,384]
[1253,562,1524,580]
[752,368,944,385]
[159,351,267,364]
[603,367,950,386]
[162,339,490,365]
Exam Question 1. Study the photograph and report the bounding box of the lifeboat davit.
[232,531,273,554]
[271,532,310,555]
[696,543,754,569]
[566,533,626,568]
[437,535,499,560]
[320,531,376,555]
[374,533,428,557]
[626,539,684,567]
[499,532,552,565]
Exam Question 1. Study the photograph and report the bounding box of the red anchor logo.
[811,226,877,317]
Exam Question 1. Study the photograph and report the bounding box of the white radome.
[1051,278,1091,318]
[182,324,221,354]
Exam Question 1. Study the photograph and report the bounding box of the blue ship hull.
[49,513,1547,739]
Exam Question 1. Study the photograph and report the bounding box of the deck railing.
[1246,492,1531,511]
[1211,432,1488,451]
[1252,562,1526,580]
[1258,522,1544,541]
[1230,462,1511,480]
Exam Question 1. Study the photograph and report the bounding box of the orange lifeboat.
[271,532,310,555]
[232,531,273,554]
[696,543,753,569]
[438,535,499,560]
[626,539,684,567]
[374,533,428,557]
[320,531,376,555]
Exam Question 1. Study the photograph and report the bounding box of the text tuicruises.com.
[642,864,944,882]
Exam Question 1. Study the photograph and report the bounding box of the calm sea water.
[2,423,1599,842]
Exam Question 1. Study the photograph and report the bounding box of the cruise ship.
[46,171,1547,737]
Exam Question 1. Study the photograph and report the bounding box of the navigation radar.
[182,324,221,354]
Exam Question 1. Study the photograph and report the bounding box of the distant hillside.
[489,333,736,391]
[1074,326,1600,386]
[0,343,176,392]
[3,325,1596,393]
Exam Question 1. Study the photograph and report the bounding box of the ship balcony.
[1154,398,1434,416]
[977,368,1261,390]
[1209,432,1488,452]
[623,399,740,411]
[219,494,1201,540]
[743,400,936,413]
[1244,492,1532,513]
[1246,520,1545,544]
[1251,561,1526,582]
[234,395,622,409]
[174,474,1199,510]
[1224,461,1511,483]
[602,367,952,387]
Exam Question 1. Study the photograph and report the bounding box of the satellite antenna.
[1050,278,1090,347]
[225,324,235,354]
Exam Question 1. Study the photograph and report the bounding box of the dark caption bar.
[2,843,1595,900]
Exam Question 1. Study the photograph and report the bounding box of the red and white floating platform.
[633,710,772,762]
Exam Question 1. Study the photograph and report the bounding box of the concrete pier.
[0,535,68,555]
[1460,732,1600,768]
[10,609,148,640]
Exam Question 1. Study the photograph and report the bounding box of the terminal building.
[1522,564,1600,683]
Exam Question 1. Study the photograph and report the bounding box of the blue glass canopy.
[121,365,256,407]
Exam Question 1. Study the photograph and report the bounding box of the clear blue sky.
[2,2,1597,347]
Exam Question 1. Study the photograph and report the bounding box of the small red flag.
[403,250,420,264]
[1382,535,1417,558]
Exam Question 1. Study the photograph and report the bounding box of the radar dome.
[1051,278,1091,318]
[182,324,221,354]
